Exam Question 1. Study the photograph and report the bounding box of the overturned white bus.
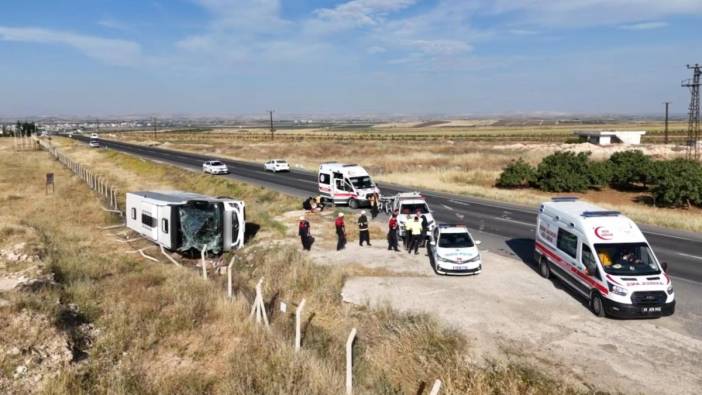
[126,191,245,254]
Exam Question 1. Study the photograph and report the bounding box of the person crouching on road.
[408,215,422,255]
[358,210,371,246]
[314,195,326,211]
[387,212,399,251]
[335,212,347,251]
[298,216,313,251]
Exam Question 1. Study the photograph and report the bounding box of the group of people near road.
[298,205,431,255]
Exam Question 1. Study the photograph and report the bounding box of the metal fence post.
[295,299,306,352]
[346,328,357,395]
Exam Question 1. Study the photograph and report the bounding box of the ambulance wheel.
[590,292,606,317]
[539,257,550,279]
[349,199,359,209]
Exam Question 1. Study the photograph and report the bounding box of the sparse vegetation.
[496,158,535,188]
[0,140,590,394]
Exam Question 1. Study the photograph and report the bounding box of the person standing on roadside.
[298,216,313,251]
[387,212,400,251]
[404,215,413,250]
[369,193,380,219]
[420,214,430,248]
[408,215,422,255]
[335,212,347,251]
[358,210,371,246]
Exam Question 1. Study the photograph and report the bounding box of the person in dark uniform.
[369,193,380,219]
[358,210,371,246]
[420,214,430,248]
[335,212,346,251]
[387,212,399,251]
[298,216,313,251]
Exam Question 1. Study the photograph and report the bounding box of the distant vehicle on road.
[90,133,99,139]
[535,197,675,318]
[429,224,482,275]
[88,139,100,148]
[202,160,229,175]
[264,159,290,172]
[318,162,380,208]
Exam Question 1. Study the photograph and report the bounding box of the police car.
[429,224,482,275]
[202,160,229,175]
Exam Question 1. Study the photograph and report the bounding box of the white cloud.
[192,0,289,32]
[405,39,472,55]
[97,18,133,32]
[367,45,387,54]
[0,26,142,66]
[309,0,417,33]
[485,0,702,27]
[618,21,668,30]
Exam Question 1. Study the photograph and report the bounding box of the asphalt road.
[76,136,702,285]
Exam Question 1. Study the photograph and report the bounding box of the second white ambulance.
[535,197,675,318]
[317,162,381,208]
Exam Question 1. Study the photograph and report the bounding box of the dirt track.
[281,210,702,394]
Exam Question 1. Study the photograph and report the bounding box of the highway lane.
[76,136,702,284]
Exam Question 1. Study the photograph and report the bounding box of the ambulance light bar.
[551,197,578,202]
[582,211,621,218]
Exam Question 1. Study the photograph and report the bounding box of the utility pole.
[153,117,157,141]
[682,64,701,161]
[664,101,670,144]
[268,110,275,140]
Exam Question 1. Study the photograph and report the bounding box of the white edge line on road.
[494,217,535,227]
[643,231,702,243]
[676,252,702,261]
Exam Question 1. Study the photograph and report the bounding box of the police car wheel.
[591,293,606,317]
[539,257,550,279]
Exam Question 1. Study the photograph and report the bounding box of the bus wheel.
[349,199,359,209]
[539,257,550,279]
[591,292,606,317]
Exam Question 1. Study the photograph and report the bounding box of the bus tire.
[590,292,606,317]
[539,257,550,279]
[349,199,359,209]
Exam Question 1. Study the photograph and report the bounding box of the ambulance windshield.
[594,243,660,276]
[350,176,373,190]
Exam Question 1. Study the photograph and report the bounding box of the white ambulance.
[535,197,675,318]
[126,191,246,254]
[317,162,381,208]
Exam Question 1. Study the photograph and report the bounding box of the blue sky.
[0,0,701,117]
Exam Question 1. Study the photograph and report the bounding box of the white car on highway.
[264,159,290,172]
[202,160,229,175]
[429,224,482,275]
[90,133,99,139]
[89,139,100,148]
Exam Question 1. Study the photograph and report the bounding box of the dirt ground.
[277,209,702,395]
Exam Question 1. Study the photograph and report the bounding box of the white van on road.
[317,162,380,208]
[535,197,675,318]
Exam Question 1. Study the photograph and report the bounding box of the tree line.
[497,150,702,208]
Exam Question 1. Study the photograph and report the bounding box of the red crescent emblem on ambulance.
[594,226,613,240]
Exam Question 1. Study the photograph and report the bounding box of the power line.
[682,64,701,161]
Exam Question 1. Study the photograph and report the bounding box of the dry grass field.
[0,139,589,394]
[110,124,702,233]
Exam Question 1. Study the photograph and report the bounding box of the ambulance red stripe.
[535,241,609,295]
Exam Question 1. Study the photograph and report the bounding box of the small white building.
[573,130,646,145]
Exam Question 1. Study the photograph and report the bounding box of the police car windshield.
[349,176,373,189]
[210,161,224,166]
[439,232,474,248]
[400,203,429,214]
[594,243,661,276]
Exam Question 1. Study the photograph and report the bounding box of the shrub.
[535,151,592,192]
[496,158,536,188]
[651,159,702,207]
[608,150,651,189]
[588,160,613,189]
